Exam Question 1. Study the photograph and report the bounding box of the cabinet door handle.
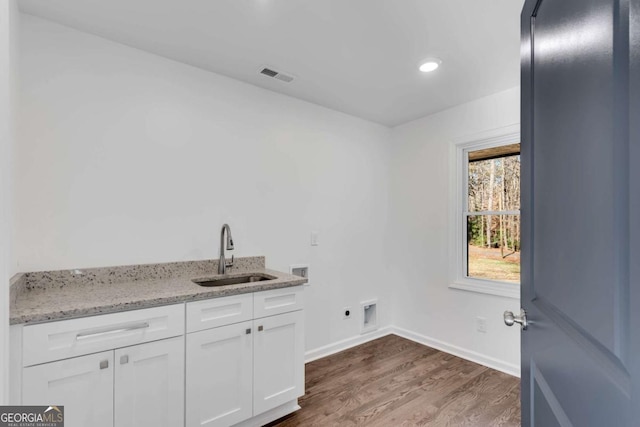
[258,325,263,332]
[120,355,129,364]
[246,328,252,334]
[76,322,150,340]
[99,360,109,370]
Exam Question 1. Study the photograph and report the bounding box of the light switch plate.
[310,231,319,246]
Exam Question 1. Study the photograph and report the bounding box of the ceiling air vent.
[259,67,295,83]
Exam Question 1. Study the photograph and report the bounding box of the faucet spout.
[219,224,235,274]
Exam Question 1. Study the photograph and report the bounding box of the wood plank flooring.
[270,334,520,427]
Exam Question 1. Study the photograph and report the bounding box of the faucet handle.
[226,254,234,269]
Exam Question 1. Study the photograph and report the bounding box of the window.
[450,127,520,299]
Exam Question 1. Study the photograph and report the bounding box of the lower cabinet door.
[114,336,184,427]
[253,310,305,415]
[22,351,114,427]
[186,320,253,427]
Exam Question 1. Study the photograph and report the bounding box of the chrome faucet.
[218,224,235,274]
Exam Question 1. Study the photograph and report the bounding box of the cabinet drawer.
[186,294,253,333]
[253,286,304,319]
[22,304,185,367]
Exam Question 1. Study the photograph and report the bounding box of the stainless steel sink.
[192,273,276,287]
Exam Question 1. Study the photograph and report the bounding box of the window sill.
[449,279,520,299]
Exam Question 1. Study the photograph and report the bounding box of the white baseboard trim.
[391,326,520,378]
[304,326,393,363]
[304,325,520,378]
[233,399,300,427]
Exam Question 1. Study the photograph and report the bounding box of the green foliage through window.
[466,152,520,283]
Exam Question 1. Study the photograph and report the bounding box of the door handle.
[504,309,528,330]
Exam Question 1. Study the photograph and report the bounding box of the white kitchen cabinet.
[15,286,305,427]
[22,337,185,427]
[186,285,305,427]
[22,351,114,427]
[22,304,185,367]
[20,304,185,427]
[253,310,305,415]
[186,293,253,333]
[253,286,304,319]
[115,336,184,427]
[186,321,253,427]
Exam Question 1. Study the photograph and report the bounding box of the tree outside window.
[465,144,520,284]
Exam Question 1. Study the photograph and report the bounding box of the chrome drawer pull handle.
[76,322,150,340]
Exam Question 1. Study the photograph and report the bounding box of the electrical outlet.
[311,231,319,246]
[343,307,352,319]
[476,317,487,333]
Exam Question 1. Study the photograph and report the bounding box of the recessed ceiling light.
[419,59,441,73]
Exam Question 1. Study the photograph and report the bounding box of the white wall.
[8,2,18,280]
[16,15,393,353]
[389,87,522,375]
[17,14,522,372]
[0,0,19,404]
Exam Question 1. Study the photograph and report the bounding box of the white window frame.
[449,124,521,299]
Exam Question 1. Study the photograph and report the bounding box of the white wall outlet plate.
[310,231,319,246]
[476,316,487,333]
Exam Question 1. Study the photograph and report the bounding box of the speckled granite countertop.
[9,256,307,325]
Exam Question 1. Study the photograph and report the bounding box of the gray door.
[518,0,640,426]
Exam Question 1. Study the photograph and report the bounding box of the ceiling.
[19,0,524,127]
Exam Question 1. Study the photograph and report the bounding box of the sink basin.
[192,273,277,287]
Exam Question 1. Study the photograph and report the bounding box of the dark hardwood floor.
[270,334,521,427]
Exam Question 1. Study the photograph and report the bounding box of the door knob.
[504,309,528,330]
